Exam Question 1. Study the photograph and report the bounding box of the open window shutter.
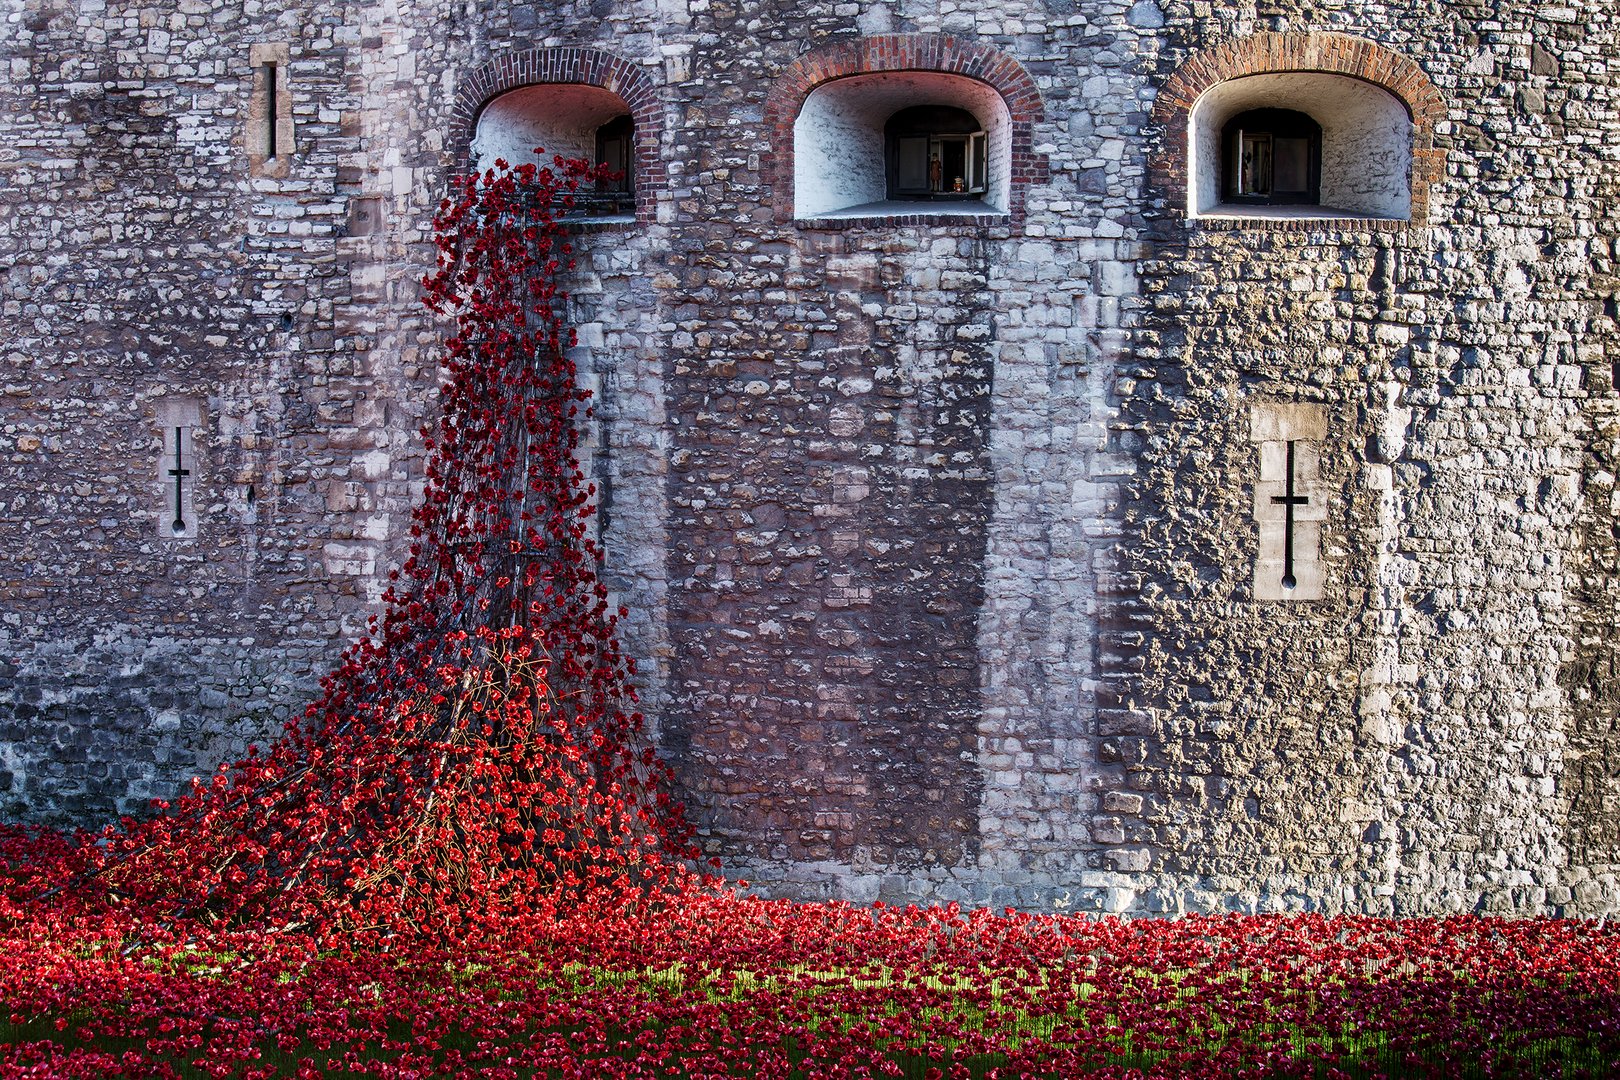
[895,136,930,193]
[1272,137,1310,197]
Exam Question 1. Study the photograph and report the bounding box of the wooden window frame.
[884,106,989,202]
[1220,108,1321,206]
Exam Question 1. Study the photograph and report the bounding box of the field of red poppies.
[0,877,1616,1079]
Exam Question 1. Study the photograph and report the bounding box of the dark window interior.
[1221,108,1321,206]
[885,105,987,201]
[588,114,634,215]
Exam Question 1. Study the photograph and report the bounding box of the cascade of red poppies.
[68,155,702,941]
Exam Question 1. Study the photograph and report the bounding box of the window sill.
[1190,204,1411,232]
[558,213,637,232]
[795,199,1007,229]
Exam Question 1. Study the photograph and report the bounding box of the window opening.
[156,400,203,540]
[1222,108,1320,205]
[247,43,292,177]
[264,62,280,158]
[886,106,987,200]
[587,114,635,217]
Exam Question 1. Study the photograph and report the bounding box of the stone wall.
[1,0,1616,915]
[0,0,465,819]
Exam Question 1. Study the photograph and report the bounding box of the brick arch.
[763,34,1047,225]
[1149,33,1445,225]
[450,48,663,223]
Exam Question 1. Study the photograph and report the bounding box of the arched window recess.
[1150,33,1446,228]
[471,85,638,223]
[453,48,663,225]
[1191,77,1410,221]
[789,72,1014,220]
[765,35,1045,225]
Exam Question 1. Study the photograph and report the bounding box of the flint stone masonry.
[1,0,1617,918]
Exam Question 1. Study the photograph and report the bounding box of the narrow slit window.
[156,400,203,540]
[264,62,280,158]
[1249,404,1327,601]
[248,43,293,177]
